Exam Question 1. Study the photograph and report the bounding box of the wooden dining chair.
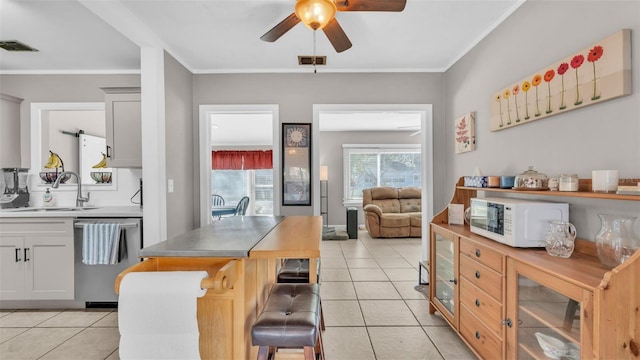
[234,196,250,216]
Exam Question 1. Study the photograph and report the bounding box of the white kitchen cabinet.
[0,218,74,300]
[102,87,141,168]
[0,93,24,168]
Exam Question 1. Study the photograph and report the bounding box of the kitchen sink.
[3,206,99,212]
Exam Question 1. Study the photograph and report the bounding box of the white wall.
[444,0,640,239]
[163,51,195,238]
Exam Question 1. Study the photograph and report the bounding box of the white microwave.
[469,197,569,247]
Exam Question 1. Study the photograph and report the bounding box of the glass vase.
[595,214,640,268]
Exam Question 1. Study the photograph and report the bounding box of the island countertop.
[139,216,286,258]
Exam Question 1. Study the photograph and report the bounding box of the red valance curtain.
[243,150,273,170]
[211,150,272,170]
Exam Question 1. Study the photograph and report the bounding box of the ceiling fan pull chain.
[313,31,317,74]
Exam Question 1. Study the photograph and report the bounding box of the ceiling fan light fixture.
[294,0,337,31]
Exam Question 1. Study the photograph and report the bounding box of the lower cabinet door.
[24,236,74,300]
[0,236,25,300]
[507,259,584,360]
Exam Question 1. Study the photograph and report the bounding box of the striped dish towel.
[82,223,122,265]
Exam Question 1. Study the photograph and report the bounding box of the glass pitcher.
[595,214,640,268]
[544,220,577,258]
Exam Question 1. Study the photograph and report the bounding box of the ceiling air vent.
[0,40,38,52]
[298,56,326,66]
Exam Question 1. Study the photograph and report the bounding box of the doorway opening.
[198,105,279,225]
[312,104,434,263]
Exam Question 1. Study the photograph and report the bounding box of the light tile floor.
[0,230,476,360]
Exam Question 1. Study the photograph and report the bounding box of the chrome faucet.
[52,171,90,208]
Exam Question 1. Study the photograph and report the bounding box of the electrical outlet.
[168,179,174,193]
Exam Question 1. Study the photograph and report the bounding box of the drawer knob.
[475,299,480,307]
[475,270,481,279]
[475,331,481,339]
[475,249,481,257]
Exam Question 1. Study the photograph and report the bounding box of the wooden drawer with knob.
[460,237,503,273]
[460,277,503,337]
[460,253,502,301]
[459,303,503,359]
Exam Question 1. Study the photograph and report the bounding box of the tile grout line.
[344,244,379,360]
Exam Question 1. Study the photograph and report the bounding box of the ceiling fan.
[260,0,407,53]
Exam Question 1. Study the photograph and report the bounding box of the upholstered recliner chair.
[362,187,422,238]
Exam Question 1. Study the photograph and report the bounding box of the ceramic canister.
[500,176,515,189]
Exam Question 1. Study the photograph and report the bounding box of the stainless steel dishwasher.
[73,218,142,306]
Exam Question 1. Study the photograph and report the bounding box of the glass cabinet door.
[431,228,456,322]
[515,274,581,360]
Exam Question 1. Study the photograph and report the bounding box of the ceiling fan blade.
[336,0,407,12]
[322,18,352,53]
[260,13,301,42]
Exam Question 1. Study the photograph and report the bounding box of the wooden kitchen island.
[114,216,322,360]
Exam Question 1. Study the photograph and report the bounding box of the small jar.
[559,174,579,192]
[487,176,501,188]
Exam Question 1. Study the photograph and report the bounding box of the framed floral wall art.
[455,112,476,154]
[490,29,631,131]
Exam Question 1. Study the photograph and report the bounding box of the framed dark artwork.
[282,123,311,206]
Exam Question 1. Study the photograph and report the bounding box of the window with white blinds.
[343,144,421,205]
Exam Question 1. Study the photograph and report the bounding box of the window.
[343,144,421,205]
[212,169,273,215]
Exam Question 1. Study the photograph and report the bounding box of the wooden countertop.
[249,216,322,259]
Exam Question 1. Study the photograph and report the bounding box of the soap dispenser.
[43,188,54,207]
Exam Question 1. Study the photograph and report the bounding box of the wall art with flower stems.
[490,29,631,131]
[455,111,476,154]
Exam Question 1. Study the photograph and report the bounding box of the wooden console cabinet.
[429,178,639,359]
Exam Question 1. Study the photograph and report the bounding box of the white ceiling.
[0,0,525,74]
[210,112,274,147]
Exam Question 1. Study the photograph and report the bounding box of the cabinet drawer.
[460,238,503,273]
[460,254,502,301]
[0,218,73,236]
[459,304,503,360]
[460,277,503,337]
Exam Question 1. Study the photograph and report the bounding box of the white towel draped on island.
[118,271,209,360]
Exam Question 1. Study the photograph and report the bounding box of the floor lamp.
[319,166,334,235]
